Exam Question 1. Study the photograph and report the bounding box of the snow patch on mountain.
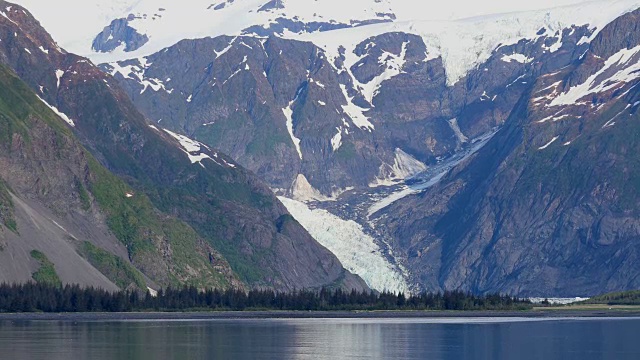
[162,128,235,168]
[279,196,408,294]
[164,129,203,153]
[370,148,427,187]
[339,84,374,130]
[501,53,533,63]
[55,69,64,88]
[106,58,173,94]
[360,41,409,103]
[36,95,75,127]
[550,44,640,106]
[538,136,559,150]
[331,128,343,151]
[283,100,303,159]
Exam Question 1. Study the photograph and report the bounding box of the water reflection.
[0,318,638,359]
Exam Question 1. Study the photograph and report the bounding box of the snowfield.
[294,0,640,85]
[13,0,640,86]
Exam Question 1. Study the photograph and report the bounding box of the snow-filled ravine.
[278,197,409,294]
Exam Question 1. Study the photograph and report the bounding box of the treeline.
[0,283,532,313]
[584,290,640,305]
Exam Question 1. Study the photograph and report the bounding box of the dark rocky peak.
[564,7,640,89]
[590,7,640,59]
[0,1,117,124]
[257,0,284,12]
[209,0,235,11]
[243,17,352,37]
[92,15,149,53]
[518,8,640,142]
[0,1,62,53]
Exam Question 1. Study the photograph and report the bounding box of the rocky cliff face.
[97,2,640,296]
[0,1,367,292]
[100,24,592,200]
[92,15,149,53]
[378,8,640,297]
[93,7,609,294]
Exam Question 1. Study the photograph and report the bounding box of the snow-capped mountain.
[7,0,640,295]
[14,0,637,67]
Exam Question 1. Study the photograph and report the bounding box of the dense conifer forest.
[0,283,532,312]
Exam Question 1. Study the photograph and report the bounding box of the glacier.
[278,196,409,294]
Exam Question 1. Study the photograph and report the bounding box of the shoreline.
[1,309,639,321]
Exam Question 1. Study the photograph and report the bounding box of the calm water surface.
[0,317,639,359]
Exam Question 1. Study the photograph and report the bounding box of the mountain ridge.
[0,0,368,292]
[4,0,640,296]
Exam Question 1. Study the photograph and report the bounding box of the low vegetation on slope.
[0,64,236,290]
[583,291,640,305]
[30,250,62,287]
[80,242,146,290]
[85,156,233,289]
[0,180,16,233]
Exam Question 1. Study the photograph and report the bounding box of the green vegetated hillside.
[30,250,62,287]
[0,1,366,292]
[0,63,239,291]
[55,70,363,290]
[0,179,16,234]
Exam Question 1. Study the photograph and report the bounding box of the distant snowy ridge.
[13,0,640,87]
[292,0,640,85]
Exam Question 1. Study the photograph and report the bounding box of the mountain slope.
[0,1,367,292]
[85,1,620,294]
[0,63,240,290]
[94,1,640,197]
[378,8,640,296]
[44,0,640,294]
[7,0,640,296]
